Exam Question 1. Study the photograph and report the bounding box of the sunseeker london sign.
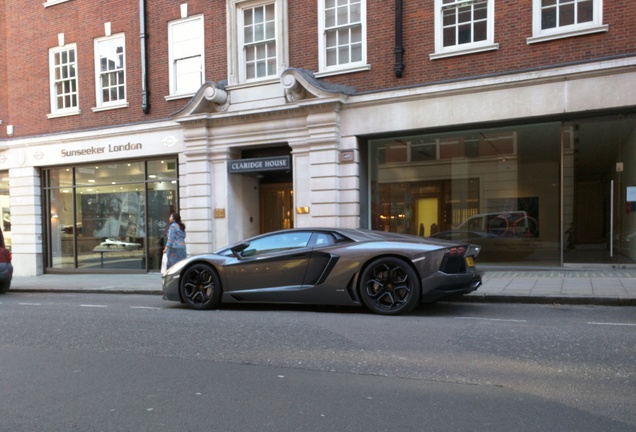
[228,156,290,173]
[61,142,143,158]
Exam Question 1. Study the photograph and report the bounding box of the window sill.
[164,93,196,102]
[47,109,81,119]
[430,43,499,60]
[92,102,129,112]
[315,64,371,78]
[43,0,72,7]
[226,77,280,90]
[527,24,608,44]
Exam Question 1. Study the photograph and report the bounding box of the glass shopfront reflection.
[44,159,178,272]
[369,116,636,267]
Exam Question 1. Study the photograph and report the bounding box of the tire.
[0,283,8,294]
[179,263,222,310]
[359,257,421,315]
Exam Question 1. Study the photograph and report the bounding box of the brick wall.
[2,0,634,138]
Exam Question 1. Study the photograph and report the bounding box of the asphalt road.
[0,293,635,431]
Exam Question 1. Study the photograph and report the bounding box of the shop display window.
[43,158,178,272]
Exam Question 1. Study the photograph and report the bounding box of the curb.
[454,294,636,307]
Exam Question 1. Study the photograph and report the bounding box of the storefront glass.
[369,115,636,267]
[0,172,10,250]
[369,122,562,266]
[44,158,178,272]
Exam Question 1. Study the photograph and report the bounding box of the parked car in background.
[0,227,13,294]
[428,211,539,261]
[162,228,482,315]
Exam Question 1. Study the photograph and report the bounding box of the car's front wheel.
[359,257,421,315]
[179,263,222,310]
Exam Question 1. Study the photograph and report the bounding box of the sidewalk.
[7,270,636,306]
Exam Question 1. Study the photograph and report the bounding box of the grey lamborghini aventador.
[162,228,482,315]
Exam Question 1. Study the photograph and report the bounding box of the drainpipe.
[140,0,150,113]
[394,0,405,78]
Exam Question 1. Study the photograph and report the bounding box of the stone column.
[9,167,42,276]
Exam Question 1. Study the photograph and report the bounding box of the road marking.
[80,304,108,308]
[587,322,636,327]
[455,317,528,323]
[130,306,163,310]
[18,302,42,306]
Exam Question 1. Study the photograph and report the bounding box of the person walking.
[163,212,187,269]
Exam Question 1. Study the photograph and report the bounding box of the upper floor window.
[227,0,288,85]
[529,0,607,43]
[48,44,79,118]
[318,0,368,75]
[431,0,498,60]
[242,3,277,80]
[168,15,204,97]
[94,34,127,109]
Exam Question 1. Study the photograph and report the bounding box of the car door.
[222,231,313,301]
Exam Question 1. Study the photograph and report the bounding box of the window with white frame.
[529,0,607,43]
[228,0,288,85]
[48,44,79,116]
[242,3,277,80]
[168,15,204,97]
[318,0,367,74]
[94,34,126,108]
[431,0,497,59]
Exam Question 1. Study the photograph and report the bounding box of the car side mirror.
[231,242,250,259]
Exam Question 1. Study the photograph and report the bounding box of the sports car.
[162,228,482,315]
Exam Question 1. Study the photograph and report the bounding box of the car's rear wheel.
[0,281,9,294]
[359,257,421,315]
[179,263,222,310]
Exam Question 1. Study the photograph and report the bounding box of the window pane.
[542,8,556,29]
[244,25,253,43]
[326,48,337,66]
[474,21,487,41]
[443,27,456,47]
[325,8,335,27]
[577,0,594,22]
[351,43,362,62]
[559,3,575,26]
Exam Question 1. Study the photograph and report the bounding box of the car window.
[313,232,336,247]
[243,231,312,256]
[466,217,482,231]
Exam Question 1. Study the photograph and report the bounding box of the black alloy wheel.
[359,257,421,315]
[179,263,222,310]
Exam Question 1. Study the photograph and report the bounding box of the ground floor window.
[0,173,9,250]
[43,158,178,272]
[369,115,636,267]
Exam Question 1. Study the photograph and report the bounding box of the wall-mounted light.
[6,125,14,136]
[296,207,310,214]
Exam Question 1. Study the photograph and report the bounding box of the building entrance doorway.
[259,183,293,234]
[563,116,636,267]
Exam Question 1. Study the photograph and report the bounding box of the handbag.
[161,252,168,273]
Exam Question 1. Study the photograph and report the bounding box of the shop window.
[369,123,561,266]
[43,159,179,272]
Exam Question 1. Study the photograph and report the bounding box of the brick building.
[0,0,634,275]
